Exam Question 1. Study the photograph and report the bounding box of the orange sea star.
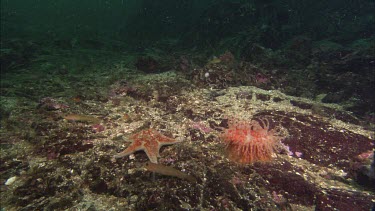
[113,129,181,163]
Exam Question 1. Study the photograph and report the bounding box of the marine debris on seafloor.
[144,162,197,183]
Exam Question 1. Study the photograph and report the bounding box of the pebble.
[5,176,17,185]
[129,195,138,203]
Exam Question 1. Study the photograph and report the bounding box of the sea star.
[113,129,181,163]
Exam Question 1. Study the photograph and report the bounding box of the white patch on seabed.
[5,176,17,186]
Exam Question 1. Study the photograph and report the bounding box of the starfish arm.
[144,149,158,164]
[158,137,183,147]
[156,141,182,154]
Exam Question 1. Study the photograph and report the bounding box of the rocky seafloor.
[1,52,374,210]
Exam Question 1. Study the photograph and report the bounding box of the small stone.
[128,168,136,175]
[129,195,138,203]
[5,176,17,185]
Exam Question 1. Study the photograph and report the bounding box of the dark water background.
[2,0,373,49]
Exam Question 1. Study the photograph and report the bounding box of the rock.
[5,176,17,186]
